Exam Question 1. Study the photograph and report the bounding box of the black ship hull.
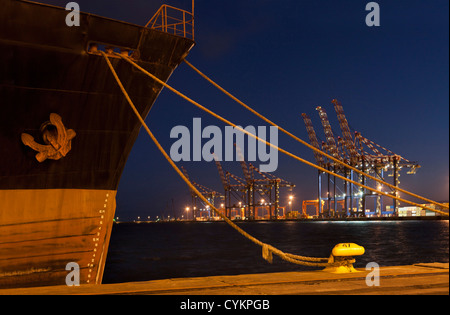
[0,0,194,288]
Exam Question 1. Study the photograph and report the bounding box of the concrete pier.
[0,263,447,295]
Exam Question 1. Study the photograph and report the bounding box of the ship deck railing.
[145,5,194,40]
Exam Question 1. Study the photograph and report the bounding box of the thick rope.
[183,60,449,212]
[101,51,332,267]
[116,53,448,216]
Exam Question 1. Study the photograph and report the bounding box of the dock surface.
[0,263,448,295]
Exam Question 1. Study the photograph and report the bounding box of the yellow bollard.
[323,243,365,274]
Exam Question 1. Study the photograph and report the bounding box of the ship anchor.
[21,113,76,162]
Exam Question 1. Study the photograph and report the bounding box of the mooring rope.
[114,53,448,216]
[101,51,335,267]
[183,59,449,212]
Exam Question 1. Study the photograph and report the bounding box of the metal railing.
[145,5,194,40]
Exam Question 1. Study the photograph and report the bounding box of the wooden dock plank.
[0,263,447,295]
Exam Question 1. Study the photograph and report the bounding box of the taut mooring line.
[101,51,339,267]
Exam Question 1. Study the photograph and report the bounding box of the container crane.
[316,105,345,217]
[181,166,223,219]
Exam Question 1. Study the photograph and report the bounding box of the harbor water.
[102,220,449,284]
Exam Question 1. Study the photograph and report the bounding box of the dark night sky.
[40,0,448,220]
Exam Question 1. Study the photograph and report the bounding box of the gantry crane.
[181,166,224,219]
[246,162,295,219]
[331,99,363,216]
[315,106,346,217]
[235,144,256,219]
[302,99,420,218]
[212,154,248,219]
[211,149,295,220]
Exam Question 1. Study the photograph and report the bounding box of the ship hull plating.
[0,189,116,287]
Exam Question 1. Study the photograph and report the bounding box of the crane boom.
[332,99,359,164]
[301,113,325,167]
[316,106,342,163]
